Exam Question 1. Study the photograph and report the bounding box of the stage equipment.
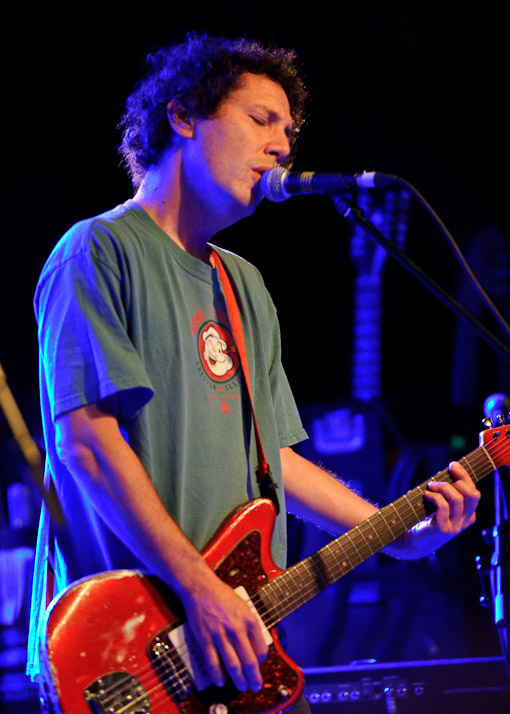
[303,656,510,713]
[479,393,510,676]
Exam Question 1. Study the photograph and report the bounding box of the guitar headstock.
[479,396,510,468]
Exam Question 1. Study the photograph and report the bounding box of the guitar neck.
[256,438,500,628]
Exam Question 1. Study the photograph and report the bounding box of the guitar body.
[40,499,303,714]
[39,423,509,714]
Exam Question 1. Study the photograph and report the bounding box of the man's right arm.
[55,402,268,691]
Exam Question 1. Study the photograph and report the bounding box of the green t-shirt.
[34,200,307,582]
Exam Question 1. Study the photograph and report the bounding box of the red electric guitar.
[39,423,509,714]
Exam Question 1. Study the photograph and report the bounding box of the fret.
[397,491,424,529]
[256,588,279,629]
[391,502,408,532]
[461,458,476,483]
[278,568,307,608]
[430,467,450,484]
[477,446,496,476]
[286,575,307,612]
[402,493,422,523]
[364,516,386,549]
[292,561,322,605]
[253,428,507,627]
[354,522,378,557]
[406,482,425,499]
[310,548,341,587]
[324,540,352,580]
[263,574,292,620]
[330,537,356,573]
[292,560,317,596]
[318,544,338,582]
[343,530,364,564]
[372,508,401,544]
[268,570,305,623]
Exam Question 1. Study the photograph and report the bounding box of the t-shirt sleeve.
[266,297,308,448]
[35,236,154,424]
[247,271,307,449]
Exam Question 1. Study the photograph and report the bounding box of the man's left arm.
[280,446,481,559]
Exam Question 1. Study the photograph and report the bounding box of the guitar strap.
[27,248,280,683]
[211,249,280,514]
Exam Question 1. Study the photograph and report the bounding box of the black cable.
[334,193,510,364]
[396,177,510,340]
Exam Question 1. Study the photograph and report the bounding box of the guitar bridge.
[149,586,272,697]
[83,671,151,713]
[169,585,273,688]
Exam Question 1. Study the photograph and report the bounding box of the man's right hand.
[56,402,269,693]
[179,570,269,691]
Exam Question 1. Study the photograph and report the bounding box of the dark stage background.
[2,3,509,711]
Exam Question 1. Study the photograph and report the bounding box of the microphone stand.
[333,196,510,364]
[491,464,509,675]
[335,190,510,674]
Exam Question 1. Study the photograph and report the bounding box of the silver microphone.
[260,166,398,202]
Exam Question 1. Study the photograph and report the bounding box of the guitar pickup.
[235,585,273,647]
[167,586,272,691]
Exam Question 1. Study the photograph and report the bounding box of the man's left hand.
[388,461,481,559]
[425,460,481,535]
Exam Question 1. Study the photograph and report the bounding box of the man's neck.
[133,155,221,264]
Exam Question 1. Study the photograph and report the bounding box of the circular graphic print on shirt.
[198,321,239,383]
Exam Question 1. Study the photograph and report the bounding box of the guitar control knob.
[209,703,228,714]
[278,685,290,698]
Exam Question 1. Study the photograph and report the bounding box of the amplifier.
[302,656,510,713]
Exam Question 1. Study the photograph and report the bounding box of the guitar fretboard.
[254,436,503,629]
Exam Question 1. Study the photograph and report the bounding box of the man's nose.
[267,129,291,164]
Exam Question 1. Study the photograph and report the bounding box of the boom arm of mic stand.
[334,196,510,364]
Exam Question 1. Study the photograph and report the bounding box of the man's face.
[182,73,293,222]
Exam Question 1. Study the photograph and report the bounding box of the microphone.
[260,166,398,202]
[483,393,510,425]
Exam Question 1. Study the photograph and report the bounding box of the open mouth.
[252,167,273,179]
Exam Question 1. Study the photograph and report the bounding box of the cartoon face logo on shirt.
[198,322,239,382]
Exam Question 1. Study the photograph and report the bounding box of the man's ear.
[167,100,195,138]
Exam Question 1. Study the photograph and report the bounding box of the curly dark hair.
[118,32,308,188]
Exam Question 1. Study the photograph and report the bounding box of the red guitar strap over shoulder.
[211,249,280,514]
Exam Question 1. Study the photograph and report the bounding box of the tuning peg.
[481,417,493,428]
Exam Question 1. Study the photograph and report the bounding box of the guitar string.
[96,435,510,710]
[109,434,505,706]
[98,436,510,712]
[263,455,498,623]
[263,439,508,616]
[94,434,509,711]
[249,437,509,626]
[102,491,510,709]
